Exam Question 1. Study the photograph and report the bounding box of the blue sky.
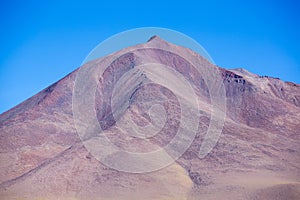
[0,0,299,113]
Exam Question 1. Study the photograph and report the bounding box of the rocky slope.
[0,36,299,200]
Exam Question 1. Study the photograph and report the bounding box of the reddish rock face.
[0,37,299,200]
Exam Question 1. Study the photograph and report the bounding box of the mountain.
[0,36,299,200]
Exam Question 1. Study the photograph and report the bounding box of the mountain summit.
[0,37,299,200]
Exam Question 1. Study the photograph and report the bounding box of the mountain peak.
[143,35,174,52]
[147,35,161,42]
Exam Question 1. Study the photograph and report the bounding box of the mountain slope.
[0,36,299,200]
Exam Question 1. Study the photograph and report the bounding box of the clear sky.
[0,0,299,114]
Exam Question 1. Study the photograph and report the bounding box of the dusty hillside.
[0,36,299,200]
